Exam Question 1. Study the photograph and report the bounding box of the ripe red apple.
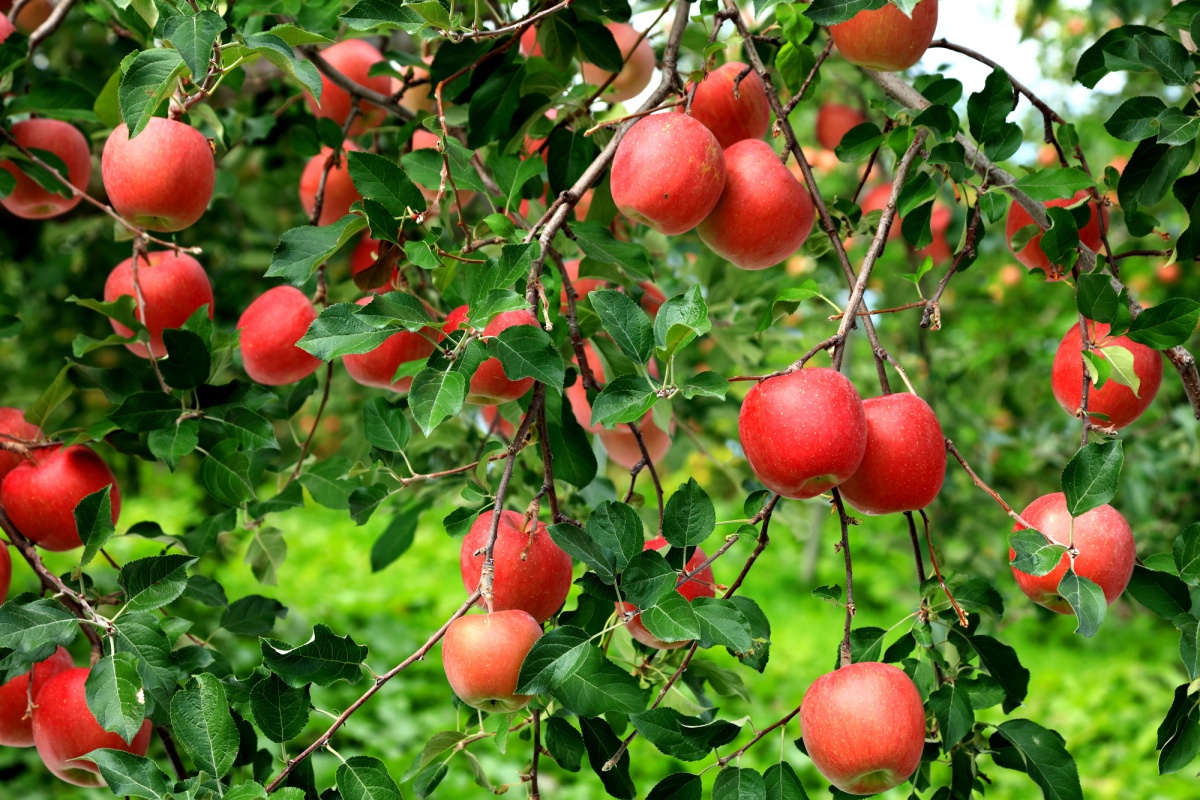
[837,393,945,516]
[1010,492,1136,613]
[443,305,538,404]
[1051,320,1162,430]
[0,13,13,41]
[616,537,714,649]
[686,62,770,149]
[103,251,214,359]
[441,610,543,712]
[581,23,655,103]
[343,297,438,392]
[816,103,867,151]
[611,114,726,235]
[698,139,815,270]
[0,407,41,484]
[101,117,215,232]
[237,286,323,386]
[829,0,939,72]
[481,406,515,438]
[1159,262,1182,285]
[299,142,362,227]
[0,445,120,552]
[349,234,400,293]
[520,26,542,57]
[801,662,926,795]
[560,260,606,311]
[32,667,152,787]
[738,368,868,499]
[1005,191,1105,279]
[0,646,74,747]
[303,39,392,136]
[459,509,573,623]
[0,120,92,220]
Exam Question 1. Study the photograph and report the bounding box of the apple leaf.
[712,767,765,800]
[118,49,187,138]
[1058,570,1107,637]
[80,750,172,799]
[1099,344,1142,397]
[248,673,310,743]
[76,485,116,568]
[336,756,403,800]
[930,681,975,752]
[990,719,1083,800]
[85,652,147,744]
[486,325,564,389]
[591,289,654,365]
[1061,439,1124,517]
[260,624,367,687]
[590,374,656,429]
[629,708,741,761]
[1127,297,1200,349]
[1008,530,1066,577]
[515,626,648,716]
[1123,565,1191,621]
[663,478,716,548]
[170,674,238,778]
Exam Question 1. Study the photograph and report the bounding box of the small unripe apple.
[237,286,323,386]
[559,259,606,311]
[343,297,438,392]
[101,117,214,232]
[829,0,939,72]
[837,393,945,516]
[739,368,868,499]
[103,251,214,359]
[460,509,573,623]
[0,407,41,484]
[1051,320,1162,430]
[611,114,726,236]
[299,142,362,227]
[698,139,815,270]
[801,662,926,795]
[581,23,655,103]
[1005,191,1105,279]
[0,120,92,219]
[0,445,120,552]
[616,537,714,649]
[0,646,74,747]
[441,610,543,712]
[443,305,538,404]
[686,62,770,149]
[1010,492,1136,614]
[816,103,867,151]
[303,39,392,136]
[32,667,152,787]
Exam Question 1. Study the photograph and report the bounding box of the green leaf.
[678,371,729,399]
[76,486,116,568]
[245,527,287,586]
[267,216,368,285]
[486,325,564,388]
[337,756,403,800]
[691,597,753,652]
[197,439,255,507]
[620,551,678,608]
[1060,439,1123,517]
[930,682,975,751]
[111,612,177,714]
[581,716,636,799]
[1013,169,1095,201]
[217,408,279,452]
[119,554,197,612]
[347,151,425,216]
[590,374,656,428]
[299,456,356,510]
[341,0,427,33]
[630,707,741,761]
[170,673,237,778]
[572,222,653,280]
[763,762,808,800]
[587,501,644,571]
[545,717,585,772]
[1057,570,1107,637]
[590,289,654,364]
[409,368,466,436]
[1158,687,1200,774]
[161,11,226,81]
[712,766,766,800]
[220,595,287,636]
[1178,617,1200,681]
[1127,297,1200,349]
[241,33,323,101]
[24,363,73,429]
[654,286,710,359]
[1100,344,1142,397]
[1125,565,1192,620]
[1076,274,1120,324]
[363,397,411,452]
[1008,529,1066,576]
[640,592,702,645]
[1175,523,1200,586]
[545,388,597,488]
[0,598,78,653]
[298,303,393,360]
[85,652,146,744]
[834,122,885,162]
[249,673,310,743]
[804,0,886,26]
[80,750,171,799]
[261,624,367,687]
[159,328,211,390]
[991,719,1083,800]
[547,523,616,583]
[109,391,178,433]
[663,478,715,547]
[515,626,648,716]
[364,291,436,331]
[1104,31,1195,86]
[1104,96,1167,141]
[118,49,188,137]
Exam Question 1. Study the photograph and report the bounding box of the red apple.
[460,509,573,623]
[0,119,92,220]
[0,407,41,484]
[816,103,867,151]
[560,259,606,311]
[101,117,214,232]
[1051,320,1162,430]
[698,139,815,270]
[616,537,714,650]
[860,184,901,241]
[829,0,940,72]
[837,393,945,516]
[237,286,323,386]
[686,62,771,149]
[0,646,74,747]
[1159,262,1182,285]
[581,23,655,103]
[0,14,13,41]
[1006,191,1105,279]
[738,368,868,499]
[801,662,926,795]
[443,305,538,405]
[303,39,392,136]
[1010,492,1136,614]
[0,445,120,552]
[103,251,214,359]
[343,296,438,392]
[520,26,542,57]
[299,142,362,227]
[481,406,515,439]
[441,610,543,712]
[611,114,726,235]
[6,0,51,32]
[32,667,152,787]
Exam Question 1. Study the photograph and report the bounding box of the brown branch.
[944,439,1034,529]
[534,403,561,522]
[130,240,172,394]
[625,422,664,533]
[287,361,333,485]
[716,705,801,767]
[456,0,573,40]
[301,48,415,123]
[829,301,928,320]
[782,37,836,116]
[530,708,542,800]
[831,489,856,668]
[904,511,927,584]
[921,193,985,330]
[156,725,188,781]
[920,510,967,627]
[26,0,77,53]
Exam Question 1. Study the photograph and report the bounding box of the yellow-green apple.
[0,407,40,484]
[816,102,867,150]
[103,251,214,359]
[738,368,868,499]
[1010,492,1135,613]
[1006,191,1105,279]
[237,286,323,386]
[616,537,714,649]
[0,445,120,552]
[349,234,400,293]
[101,117,214,232]
[1051,320,1162,430]
[800,662,926,795]
[343,296,438,392]
[0,646,73,746]
[32,667,152,787]
[830,0,939,72]
[611,113,726,235]
[299,142,362,226]
[837,393,945,515]
[303,39,391,135]
[443,305,538,404]
[581,23,655,102]
[0,120,91,219]
[441,610,542,712]
[460,509,573,623]
[698,139,815,270]
[686,62,770,149]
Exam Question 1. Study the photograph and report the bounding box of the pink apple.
[459,509,573,623]
[0,646,73,747]
[0,445,120,552]
[299,142,362,227]
[0,407,41,484]
[237,286,323,386]
[443,305,538,404]
[103,251,214,359]
[101,117,214,232]
[1006,190,1106,279]
[581,23,656,103]
[441,610,543,712]
[829,0,940,72]
[837,393,945,515]
[1051,320,1162,430]
[0,119,92,219]
[303,39,392,136]
[686,62,771,149]
[343,296,438,392]
[616,537,714,649]
[816,103,867,151]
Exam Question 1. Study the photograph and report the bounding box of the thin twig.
[832,489,856,668]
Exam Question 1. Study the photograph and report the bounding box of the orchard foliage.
[0,0,1198,798]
